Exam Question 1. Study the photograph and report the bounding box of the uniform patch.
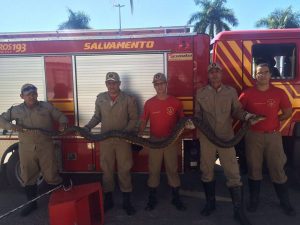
[166,107,175,116]
[267,99,276,108]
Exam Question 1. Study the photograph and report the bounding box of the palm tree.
[58,8,91,30]
[187,0,238,38]
[256,6,300,29]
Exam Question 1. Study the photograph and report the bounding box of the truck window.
[252,43,296,80]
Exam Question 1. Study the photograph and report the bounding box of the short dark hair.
[256,63,270,72]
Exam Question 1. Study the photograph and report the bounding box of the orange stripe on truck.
[216,44,242,89]
[177,97,193,111]
[51,102,74,112]
[227,41,252,87]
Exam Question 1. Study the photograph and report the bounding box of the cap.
[152,73,167,83]
[207,63,222,72]
[106,72,120,82]
[21,83,37,95]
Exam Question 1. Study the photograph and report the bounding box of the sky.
[0,0,300,33]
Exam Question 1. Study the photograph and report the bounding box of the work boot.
[171,187,186,211]
[201,181,216,216]
[20,185,38,217]
[247,179,261,212]
[273,182,296,216]
[104,192,114,212]
[145,188,157,211]
[122,192,136,215]
[229,186,252,225]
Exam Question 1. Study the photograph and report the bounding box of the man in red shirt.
[139,72,186,211]
[239,63,295,216]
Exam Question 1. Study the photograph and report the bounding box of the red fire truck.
[0,27,299,189]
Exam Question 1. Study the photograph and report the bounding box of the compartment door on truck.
[0,56,46,117]
[75,53,166,130]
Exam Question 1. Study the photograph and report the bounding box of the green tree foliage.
[187,0,238,38]
[256,6,300,29]
[58,8,91,30]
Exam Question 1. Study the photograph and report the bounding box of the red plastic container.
[49,182,104,225]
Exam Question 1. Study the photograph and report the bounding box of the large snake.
[20,116,264,149]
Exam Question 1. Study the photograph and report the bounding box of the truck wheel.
[6,151,23,191]
[6,150,45,191]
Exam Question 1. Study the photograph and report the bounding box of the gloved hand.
[184,119,195,130]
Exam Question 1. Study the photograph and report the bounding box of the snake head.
[248,115,266,125]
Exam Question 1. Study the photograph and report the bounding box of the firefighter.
[84,72,138,215]
[138,73,186,211]
[195,63,252,225]
[0,83,68,217]
[239,63,296,216]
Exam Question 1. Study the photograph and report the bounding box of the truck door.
[0,56,46,112]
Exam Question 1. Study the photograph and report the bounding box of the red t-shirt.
[140,96,184,138]
[239,85,291,132]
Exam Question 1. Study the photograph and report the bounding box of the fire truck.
[0,27,299,189]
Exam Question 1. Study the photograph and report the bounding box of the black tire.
[6,150,45,192]
[6,151,23,191]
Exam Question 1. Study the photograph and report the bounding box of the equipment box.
[49,182,104,225]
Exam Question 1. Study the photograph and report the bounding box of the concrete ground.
[0,167,300,225]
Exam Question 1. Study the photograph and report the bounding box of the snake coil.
[23,117,253,149]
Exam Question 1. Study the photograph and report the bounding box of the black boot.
[145,188,157,211]
[247,179,260,212]
[273,182,296,216]
[229,186,252,225]
[201,181,216,216]
[171,187,186,211]
[122,192,136,215]
[104,192,114,212]
[20,185,38,217]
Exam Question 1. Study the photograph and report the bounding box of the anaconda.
[20,116,264,149]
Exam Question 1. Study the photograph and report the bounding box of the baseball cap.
[152,73,167,83]
[21,83,37,95]
[106,72,120,82]
[208,63,222,72]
